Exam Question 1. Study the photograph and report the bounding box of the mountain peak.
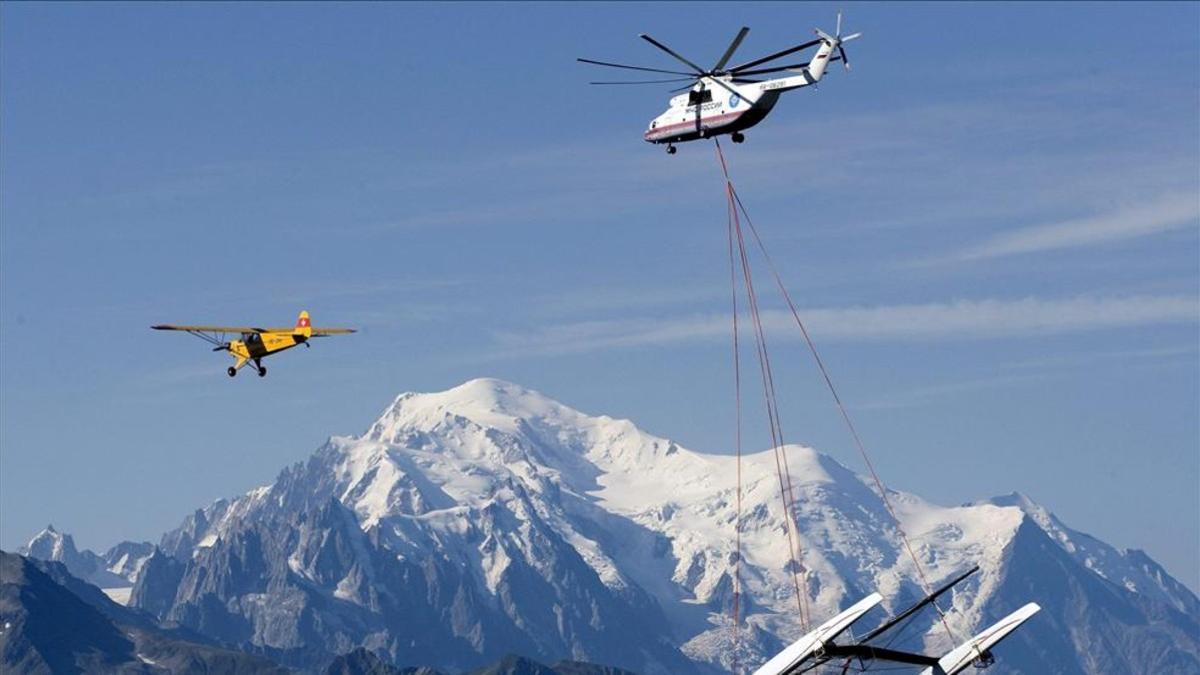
[987,490,1038,509]
[368,379,607,446]
[21,525,75,559]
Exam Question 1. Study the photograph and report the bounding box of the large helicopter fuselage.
[645,88,780,144]
[643,58,831,145]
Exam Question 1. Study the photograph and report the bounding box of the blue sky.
[2,2,1197,590]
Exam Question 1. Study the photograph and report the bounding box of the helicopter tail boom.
[804,40,838,82]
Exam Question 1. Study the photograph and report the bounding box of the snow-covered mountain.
[25,379,1200,673]
[18,525,152,592]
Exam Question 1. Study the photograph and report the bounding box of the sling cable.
[714,138,965,671]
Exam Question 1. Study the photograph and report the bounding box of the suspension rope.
[719,139,812,638]
[726,171,745,675]
[733,194,812,630]
[719,151,965,651]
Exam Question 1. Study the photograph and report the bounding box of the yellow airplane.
[152,311,355,377]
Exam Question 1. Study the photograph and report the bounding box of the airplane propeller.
[212,343,230,352]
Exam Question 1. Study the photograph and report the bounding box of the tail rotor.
[816,11,862,70]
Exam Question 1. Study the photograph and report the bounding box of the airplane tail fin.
[921,603,1041,675]
[295,310,313,338]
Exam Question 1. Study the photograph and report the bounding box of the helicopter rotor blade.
[712,26,750,72]
[730,62,808,77]
[734,53,843,77]
[838,44,850,70]
[589,77,698,85]
[638,33,708,75]
[727,38,822,73]
[576,57,694,76]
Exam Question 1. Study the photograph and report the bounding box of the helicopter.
[579,14,861,153]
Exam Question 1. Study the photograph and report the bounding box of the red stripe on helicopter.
[645,109,747,140]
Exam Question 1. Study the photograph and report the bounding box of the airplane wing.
[152,324,355,335]
[252,326,357,335]
[152,324,264,333]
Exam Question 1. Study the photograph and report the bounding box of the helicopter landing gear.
[666,144,677,155]
[731,132,745,144]
[227,366,237,378]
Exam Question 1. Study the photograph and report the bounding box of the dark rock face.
[133,492,688,673]
[461,654,642,675]
[0,550,141,674]
[321,648,638,675]
[548,661,639,675]
[0,551,285,674]
[325,646,449,674]
[466,654,559,675]
[976,519,1200,674]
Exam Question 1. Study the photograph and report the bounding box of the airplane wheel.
[257,366,267,377]
[227,367,237,378]
[667,146,677,155]
[732,132,745,144]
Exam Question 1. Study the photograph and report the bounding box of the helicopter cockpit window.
[687,90,713,106]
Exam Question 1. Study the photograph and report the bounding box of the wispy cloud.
[949,192,1200,262]
[527,284,728,317]
[1002,344,1199,371]
[483,294,1199,358]
[852,372,1052,411]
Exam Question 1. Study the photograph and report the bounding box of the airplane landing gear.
[258,366,267,377]
[731,132,745,144]
[666,144,677,155]
[227,367,237,378]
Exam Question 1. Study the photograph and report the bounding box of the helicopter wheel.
[227,367,237,378]
[257,366,267,378]
[666,145,677,155]
[731,132,745,144]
